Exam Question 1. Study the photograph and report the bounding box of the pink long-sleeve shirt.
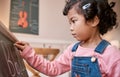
[21,43,120,77]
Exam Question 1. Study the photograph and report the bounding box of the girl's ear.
[86,16,99,27]
[91,16,100,27]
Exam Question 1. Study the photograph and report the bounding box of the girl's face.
[67,7,96,41]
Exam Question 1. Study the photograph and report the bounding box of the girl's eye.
[69,18,77,24]
[72,19,77,23]
[72,20,75,23]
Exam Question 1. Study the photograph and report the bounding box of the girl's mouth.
[72,33,77,37]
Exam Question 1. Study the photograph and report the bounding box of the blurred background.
[0,0,120,77]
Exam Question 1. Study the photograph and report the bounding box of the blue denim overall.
[71,40,110,77]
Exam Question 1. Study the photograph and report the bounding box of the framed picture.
[9,0,39,35]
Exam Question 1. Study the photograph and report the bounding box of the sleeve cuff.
[20,46,33,58]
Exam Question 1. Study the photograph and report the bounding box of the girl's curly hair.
[63,0,117,35]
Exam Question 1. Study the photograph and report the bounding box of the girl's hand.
[14,41,29,51]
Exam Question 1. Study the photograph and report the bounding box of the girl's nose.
[70,24,74,31]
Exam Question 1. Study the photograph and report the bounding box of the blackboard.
[0,21,28,77]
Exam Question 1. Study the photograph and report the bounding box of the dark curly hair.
[63,0,117,35]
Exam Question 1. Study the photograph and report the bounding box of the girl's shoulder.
[102,45,120,62]
[105,45,120,54]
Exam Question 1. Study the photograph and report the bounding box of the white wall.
[39,0,73,41]
[0,0,10,28]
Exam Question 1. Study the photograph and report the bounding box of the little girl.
[15,0,120,77]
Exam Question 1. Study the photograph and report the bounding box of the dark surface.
[0,27,28,77]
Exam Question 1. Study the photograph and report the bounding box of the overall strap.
[72,42,80,52]
[72,40,110,54]
[95,40,110,54]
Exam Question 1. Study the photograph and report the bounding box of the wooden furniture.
[25,48,60,77]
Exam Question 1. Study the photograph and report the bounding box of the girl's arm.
[105,47,120,77]
[15,41,73,76]
[107,60,120,77]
